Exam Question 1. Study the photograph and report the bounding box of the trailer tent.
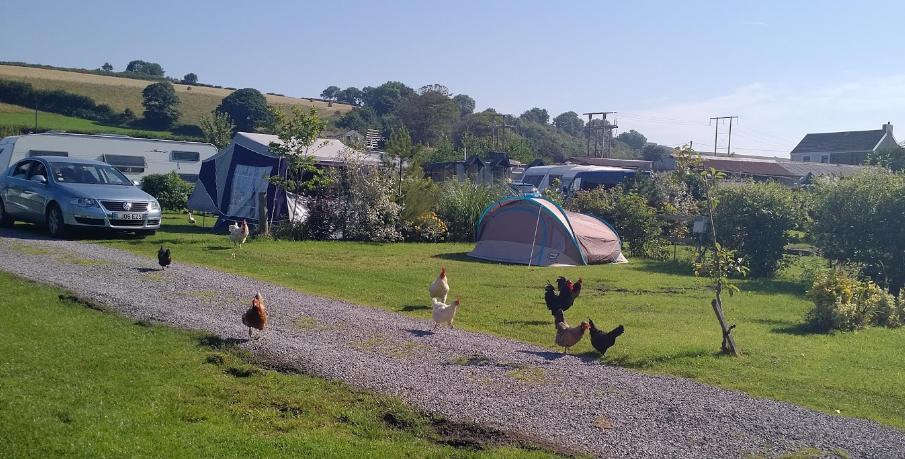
[469,196,625,266]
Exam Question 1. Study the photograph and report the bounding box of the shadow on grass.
[404,328,434,337]
[132,267,160,273]
[431,252,507,265]
[503,319,552,326]
[750,317,823,336]
[517,350,565,361]
[606,349,719,369]
[400,304,430,312]
[197,334,248,349]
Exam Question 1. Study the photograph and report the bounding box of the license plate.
[114,212,144,220]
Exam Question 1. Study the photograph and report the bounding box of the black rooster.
[544,276,583,315]
[588,319,624,356]
[157,246,172,270]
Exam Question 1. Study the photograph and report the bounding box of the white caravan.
[0,133,218,182]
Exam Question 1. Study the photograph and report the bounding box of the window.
[11,161,33,179]
[178,173,199,182]
[802,156,811,162]
[28,150,68,158]
[171,150,200,162]
[102,154,146,174]
[821,155,829,164]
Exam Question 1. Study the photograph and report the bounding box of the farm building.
[0,132,218,182]
[656,152,872,186]
[790,123,898,165]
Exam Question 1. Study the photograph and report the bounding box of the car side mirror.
[31,175,47,184]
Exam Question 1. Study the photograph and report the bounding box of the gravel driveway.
[1,228,903,458]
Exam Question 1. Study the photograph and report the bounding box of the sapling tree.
[692,166,748,355]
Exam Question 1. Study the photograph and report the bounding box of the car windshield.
[49,162,132,185]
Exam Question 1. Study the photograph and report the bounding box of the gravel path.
[1,228,903,458]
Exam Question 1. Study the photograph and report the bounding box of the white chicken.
[228,220,250,257]
[431,296,461,330]
[188,211,196,225]
[428,266,449,303]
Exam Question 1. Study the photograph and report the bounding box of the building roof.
[790,130,886,154]
[686,153,874,179]
[568,156,653,171]
[235,132,381,166]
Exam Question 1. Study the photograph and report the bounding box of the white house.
[0,133,218,182]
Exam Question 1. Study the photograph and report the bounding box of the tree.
[867,146,905,172]
[182,73,198,84]
[395,87,459,145]
[384,126,416,195]
[641,143,672,162]
[216,88,271,132]
[101,62,113,72]
[141,81,180,129]
[334,87,364,105]
[553,111,584,136]
[335,106,381,133]
[199,111,235,149]
[267,106,328,195]
[617,129,647,151]
[361,81,415,116]
[452,94,475,116]
[126,60,164,76]
[520,107,549,124]
[140,172,193,210]
[320,86,340,101]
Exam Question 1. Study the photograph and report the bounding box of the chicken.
[187,211,196,225]
[589,320,624,356]
[544,276,583,315]
[157,246,171,270]
[429,266,449,303]
[241,292,267,339]
[431,296,461,330]
[554,312,589,354]
[228,220,250,256]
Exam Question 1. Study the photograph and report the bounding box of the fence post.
[257,192,270,236]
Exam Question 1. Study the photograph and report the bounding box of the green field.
[0,103,187,138]
[0,270,557,458]
[0,64,352,126]
[75,213,905,431]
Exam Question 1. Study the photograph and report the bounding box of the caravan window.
[172,151,200,162]
[178,173,199,182]
[522,174,543,186]
[28,150,69,158]
[102,154,147,173]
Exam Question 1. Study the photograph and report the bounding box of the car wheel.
[0,199,13,227]
[46,204,69,238]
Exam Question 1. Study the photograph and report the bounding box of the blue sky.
[3,0,905,156]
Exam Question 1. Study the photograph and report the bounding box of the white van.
[0,133,218,182]
[520,165,583,192]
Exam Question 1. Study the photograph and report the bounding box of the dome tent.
[469,196,626,266]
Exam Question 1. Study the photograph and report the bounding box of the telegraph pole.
[709,116,738,156]
[583,111,617,158]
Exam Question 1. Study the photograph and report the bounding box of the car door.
[22,160,50,220]
[3,160,35,219]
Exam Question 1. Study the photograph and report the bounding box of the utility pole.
[709,116,738,156]
[583,111,617,158]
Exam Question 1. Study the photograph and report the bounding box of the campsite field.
[0,64,354,126]
[0,270,556,458]
[85,213,905,431]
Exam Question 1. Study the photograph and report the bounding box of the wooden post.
[257,192,270,237]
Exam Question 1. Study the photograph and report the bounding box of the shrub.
[712,181,804,277]
[400,212,448,242]
[569,187,667,259]
[806,269,901,332]
[811,172,905,295]
[435,180,508,242]
[140,172,193,210]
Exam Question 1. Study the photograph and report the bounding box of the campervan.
[520,164,640,194]
[520,165,582,191]
[0,133,218,182]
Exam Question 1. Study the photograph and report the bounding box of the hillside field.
[0,64,353,126]
[0,103,190,139]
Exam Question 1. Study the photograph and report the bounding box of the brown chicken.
[242,292,268,339]
[553,309,589,354]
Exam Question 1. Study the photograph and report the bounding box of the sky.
[3,0,905,156]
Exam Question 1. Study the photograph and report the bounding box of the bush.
[140,172,193,210]
[712,181,804,277]
[806,269,902,332]
[400,212,447,242]
[435,180,508,242]
[569,187,667,259]
[811,172,905,295]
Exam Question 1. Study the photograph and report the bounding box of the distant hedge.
[0,79,131,125]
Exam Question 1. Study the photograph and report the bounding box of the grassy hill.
[0,64,353,127]
[0,103,192,139]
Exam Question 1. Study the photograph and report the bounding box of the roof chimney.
[883,121,893,134]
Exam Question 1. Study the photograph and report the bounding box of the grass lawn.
[0,103,186,138]
[0,270,557,458]
[84,213,905,431]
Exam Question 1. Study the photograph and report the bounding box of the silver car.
[0,157,161,238]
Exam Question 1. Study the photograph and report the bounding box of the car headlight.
[149,200,161,211]
[70,197,99,208]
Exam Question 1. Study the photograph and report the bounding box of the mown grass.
[84,213,905,430]
[0,103,184,138]
[0,271,559,458]
[0,64,352,126]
